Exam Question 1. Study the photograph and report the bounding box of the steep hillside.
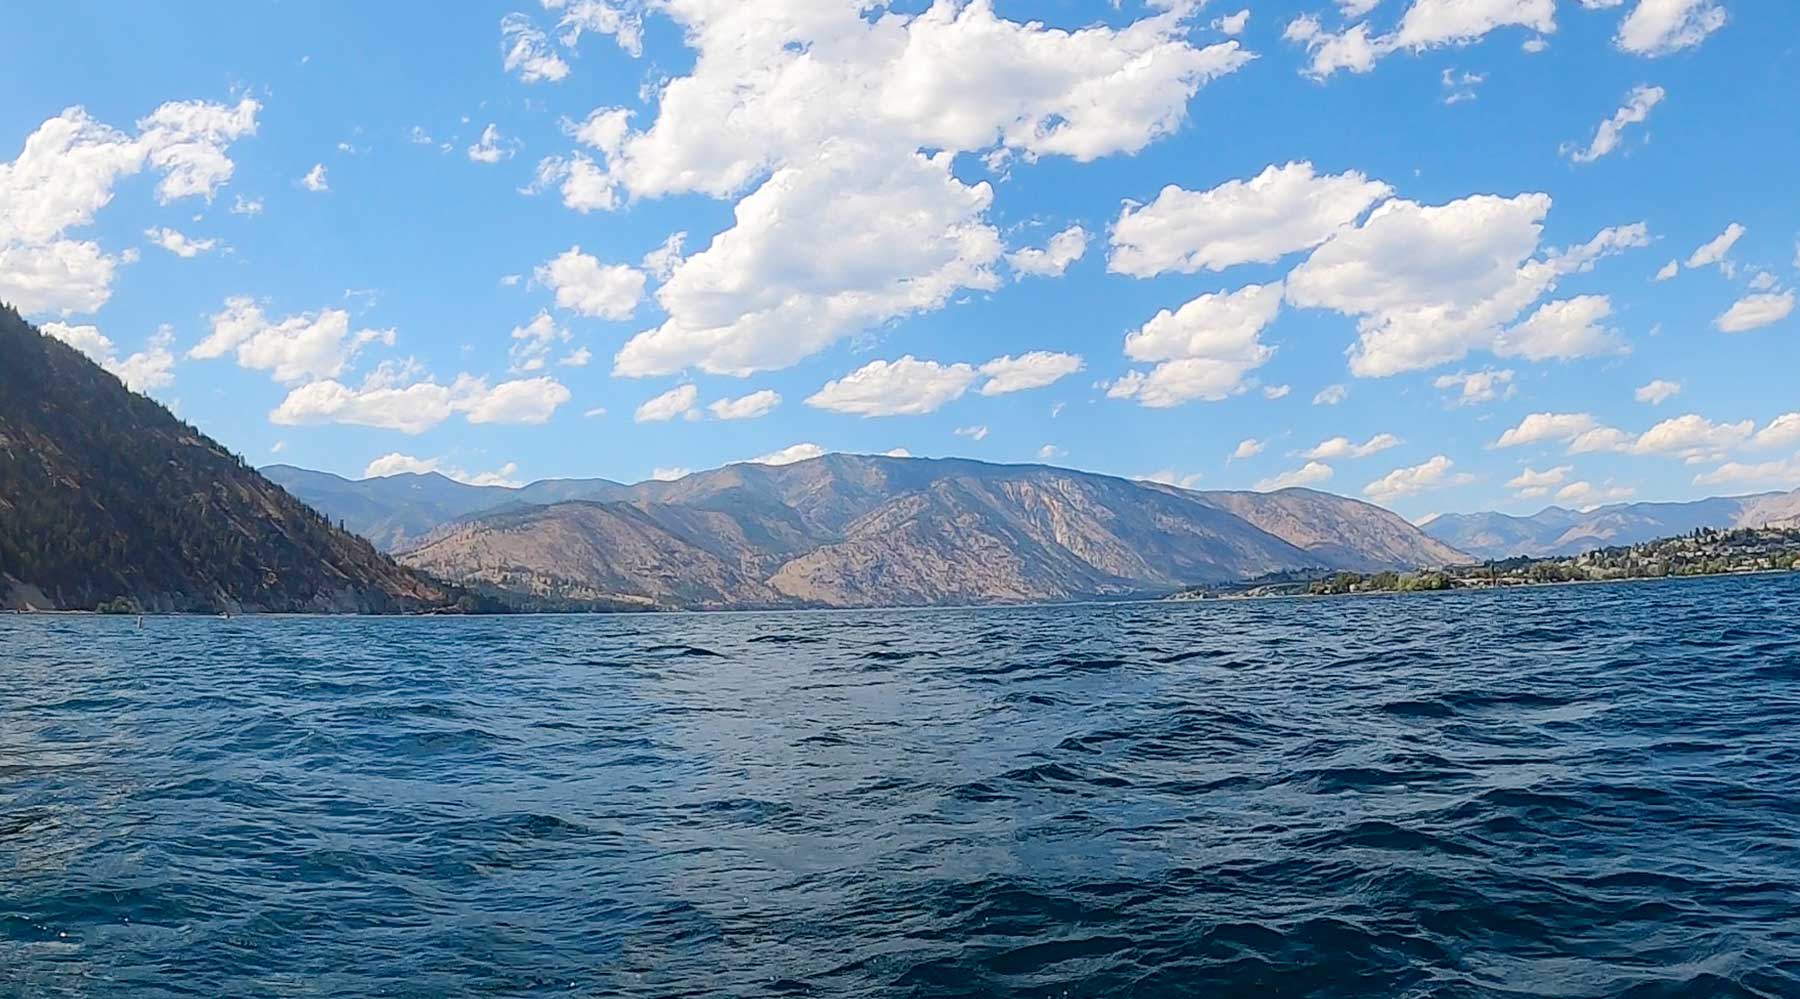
[0,306,465,613]
[393,456,1463,609]
[1424,491,1800,559]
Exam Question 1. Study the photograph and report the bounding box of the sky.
[3,0,1797,520]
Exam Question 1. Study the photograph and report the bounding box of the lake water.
[3,575,1798,997]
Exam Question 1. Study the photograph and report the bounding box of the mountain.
[383,455,1466,610]
[0,306,468,613]
[1422,491,1800,560]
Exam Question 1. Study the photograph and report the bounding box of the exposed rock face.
[1423,491,1800,559]
[388,455,1467,610]
[0,306,462,613]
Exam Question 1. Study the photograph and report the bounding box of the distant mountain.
[1422,491,1800,560]
[378,455,1465,610]
[0,306,467,613]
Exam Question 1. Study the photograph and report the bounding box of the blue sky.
[3,0,1796,519]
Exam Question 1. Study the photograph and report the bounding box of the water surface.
[4,576,1799,997]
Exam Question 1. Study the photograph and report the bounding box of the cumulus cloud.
[1507,464,1574,499]
[1285,0,1556,78]
[1714,291,1793,333]
[1565,85,1664,164]
[1364,455,1474,504]
[466,123,519,164]
[1654,259,1678,281]
[955,424,989,441]
[1433,368,1515,405]
[1629,413,1753,460]
[1496,295,1624,361]
[271,367,569,434]
[543,0,645,56]
[1313,384,1350,406]
[1635,378,1682,405]
[0,98,257,314]
[806,355,977,417]
[1616,0,1726,56]
[1555,479,1637,507]
[977,351,1083,396]
[300,163,328,192]
[1692,457,1800,488]
[1256,461,1334,491]
[1107,162,1390,277]
[144,226,218,258]
[1687,222,1743,269]
[1232,438,1266,460]
[634,384,700,423]
[508,311,573,372]
[708,389,781,421]
[1287,193,1643,376]
[190,296,395,384]
[1494,412,1610,449]
[542,2,1249,377]
[362,453,523,487]
[746,442,826,467]
[42,321,176,393]
[1109,283,1280,408]
[1007,225,1088,278]
[1303,433,1402,460]
[1752,413,1800,451]
[535,245,645,319]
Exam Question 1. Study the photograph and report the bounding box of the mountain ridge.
[1422,491,1800,559]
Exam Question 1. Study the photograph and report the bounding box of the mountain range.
[1421,492,1800,560]
[269,457,1468,610]
[0,306,471,613]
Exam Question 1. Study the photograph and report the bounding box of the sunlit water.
[3,575,1798,998]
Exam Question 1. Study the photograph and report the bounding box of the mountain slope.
[1424,490,1800,559]
[0,306,463,613]
[390,456,1463,609]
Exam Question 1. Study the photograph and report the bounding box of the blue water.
[3,575,1799,997]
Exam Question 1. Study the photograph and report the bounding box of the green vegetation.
[1174,526,1800,600]
[0,304,482,613]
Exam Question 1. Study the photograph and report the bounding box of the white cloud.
[1749,271,1778,292]
[1441,68,1486,104]
[271,364,570,434]
[1232,438,1266,460]
[708,389,781,421]
[1566,85,1664,164]
[1037,444,1066,461]
[1714,291,1794,333]
[1216,9,1251,35]
[1629,413,1753,459]
[0,99,257,315]
[362,453,523,488]
[1256,461,1334,491]
[300,163,328,192]
[522,154,619,213]
[1507,464,1574,499]
[1110,283,1280,408]
[508,311,570,372]
[1687,223,1743,269]
[650,467,691,481]
[1263,384,1292,399]
[641,231,685,281]
[1314,383,1350,406]
[977,351,1083,395]
[190,296,394,384]
[42,321,176,393]
[1555,479,1637,507]
[1286,0,1555,78]
[1007,225,1088,278]
[466,123,519,164]
[1287,194,1641,376]
[747,442,825,467]
[806,355,977,417]
[634,383,700,423]
[544,0,645,56]
[1654,259,1678,281]
[955,424,989,441]
[1635,379,1682,405]
[1752,413,1800,450]
[1433,368,1515,405]
[1303,432,1402,460]
[1107,162,1390,278]
[1496,295,1623,360]
[1364,455,1474,503]
[1692,456,1800,488]
[1494,412,1608,449]
[535,246,645,319]
[559,346,591,367]
[145,226,217,258]
[1142,469,1206,489]
[551,3,1248,377]
[501,13,570,83]
[1616,0,1726,56]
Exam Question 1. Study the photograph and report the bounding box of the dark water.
[4,576,1799,998]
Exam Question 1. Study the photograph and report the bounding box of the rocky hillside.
[1423,491,1800,559]
[0,305,467,613]
[392,455,1467,609]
